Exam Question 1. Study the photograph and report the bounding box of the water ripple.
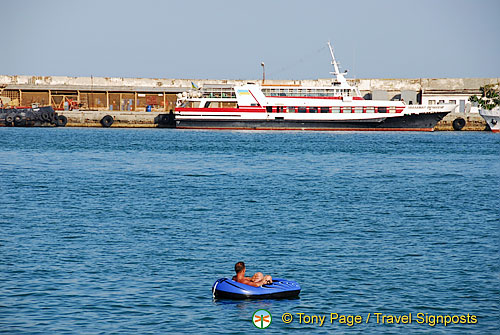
[0,128,498,334]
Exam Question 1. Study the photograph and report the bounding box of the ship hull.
[175,112,448,131]
[479,108,500,133]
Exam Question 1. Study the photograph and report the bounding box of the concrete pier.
[62,111,157,128]
[56,110,488,131]
[435,113,487,131]
[1,74,498,130]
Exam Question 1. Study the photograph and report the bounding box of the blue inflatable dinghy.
[212,278,301,299]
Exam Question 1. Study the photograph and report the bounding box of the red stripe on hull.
[176,126,435,132]
[265,96,364,100]
[176,107,264,113]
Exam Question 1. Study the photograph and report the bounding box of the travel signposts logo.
[253,309,272,329]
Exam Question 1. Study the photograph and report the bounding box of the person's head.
[235,261,245,274]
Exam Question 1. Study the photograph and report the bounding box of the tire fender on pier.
[100,115,114,128]
[5,113,15,123]
[452,117,466,131]
[56,115,68,127]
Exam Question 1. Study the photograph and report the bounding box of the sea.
[0,127,499,334]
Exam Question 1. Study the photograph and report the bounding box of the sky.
[2,0,499,80]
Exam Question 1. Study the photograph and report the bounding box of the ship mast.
[327,41,348,86]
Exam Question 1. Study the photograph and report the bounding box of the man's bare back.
[232,261,272,287]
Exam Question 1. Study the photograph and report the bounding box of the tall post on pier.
[261,62,265,84]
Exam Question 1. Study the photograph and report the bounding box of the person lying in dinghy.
[232,261,272,287]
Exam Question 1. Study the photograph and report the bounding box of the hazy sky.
[2,0,499,79]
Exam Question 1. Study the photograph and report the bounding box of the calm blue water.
[0,128,499,334]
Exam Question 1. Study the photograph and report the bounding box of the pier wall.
[435,113,487,131]
[62,111,157,128]
[2,75,498,92]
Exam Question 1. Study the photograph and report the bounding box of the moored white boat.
[479,107,500,133]
[174,43,455,131]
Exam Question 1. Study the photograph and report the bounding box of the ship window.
[298,107,307,113]
[429,100,436,105]
[449,100,456,104]
[389,107,396,113]
[309,107,318,113]
[378,107,387,113]
[221,102,237,108]
[343,107,352,113]
[287,107,296,113]
[354,107,363,113]
[320,107,329,113]
[266,106,272,113]
[366,107,375,113]
[332,107,340,113]
[438,100,445,104]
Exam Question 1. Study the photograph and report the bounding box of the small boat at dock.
[479,107,500,133]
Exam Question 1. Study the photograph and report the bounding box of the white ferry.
[174,43,455,131]
[479,107,500,133]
